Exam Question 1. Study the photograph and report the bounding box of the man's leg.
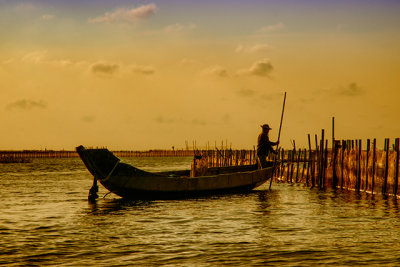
[257,154,268,169]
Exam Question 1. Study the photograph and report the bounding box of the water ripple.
[2,158,400,266]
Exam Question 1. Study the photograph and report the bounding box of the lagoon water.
[1,157,400,266]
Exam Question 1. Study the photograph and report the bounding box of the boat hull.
[76,145,274,199]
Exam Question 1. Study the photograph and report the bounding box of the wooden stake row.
[273,136,400,198]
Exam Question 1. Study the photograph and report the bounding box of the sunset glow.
[1,0,400,150]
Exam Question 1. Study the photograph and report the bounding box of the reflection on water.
[87,199,154,215]
[1,158,400,266]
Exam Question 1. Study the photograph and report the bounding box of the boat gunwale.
[76,145,273,199]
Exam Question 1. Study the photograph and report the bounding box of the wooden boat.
[76,145,274,199]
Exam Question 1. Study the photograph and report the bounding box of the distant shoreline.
[0,149,197,158]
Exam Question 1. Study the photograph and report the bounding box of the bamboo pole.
[383,138,389,196]
[286,151,291,183]
[332,117,337,186]
[356,139,362,192]
[307,134,312,187]
[372,139,376,194]
[301,148,306,181]
[319,130,325,189]
[332,140,339,189]
[323,139,328,189]
[277,92,287,144]
[311,151,316,188]
[319,133,324,189]
[394,138,399,198]
[295,148,301,183]
[280,149,285,181]
[340,141,344,189]
[365,139,370,192]
[305,150,310,186]
[315,134,319,187]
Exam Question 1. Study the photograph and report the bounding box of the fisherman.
[257,124,279,168]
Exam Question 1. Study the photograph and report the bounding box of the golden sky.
[1,1,400,150]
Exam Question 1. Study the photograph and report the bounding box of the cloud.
[6,99,47,111]
[132,65,155,75]
[89,4,157,24]
[164,23,196,35]
[202,65,229,77]
[337,82,365,96]
[22,51,48,64]
[316,82,366,98]
[222,114,231,123]
[180,58,196,65]
[237,59,274,77]
[191,118,206,126]
[155,116,177,124]
[16,51,78,68]
[14,4,36,13]
[259,22,285,33]
[235,43,270,53]
[56,60,74,67]
[41,14,55,21]
[2,58,15,65]
[82,115,95,123]
[155,116,206,126]
[237,88,256,97]
[90,62,119,75]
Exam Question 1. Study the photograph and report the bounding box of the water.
[1,157,400,266]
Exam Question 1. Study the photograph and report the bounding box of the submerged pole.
[88,177,99,203]
[315,134,319,187]
[356,139,362,192]
[332,117,337,187]
[383,138,389,196]
[319,130,325,189]
[365,139,370,192]
[307,134,312,187]
[296,149,301,183]
[332,140,339,189]
[394,138,399,197]
[372,138,376,194]
[323,139,328,188]
[341,140,346,189]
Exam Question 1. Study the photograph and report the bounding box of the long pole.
[270,91,287,189]
[277,92,287,143]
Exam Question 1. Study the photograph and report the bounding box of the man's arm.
[271,141,280,146]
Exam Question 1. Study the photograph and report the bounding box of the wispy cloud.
[14,3,36,13]
[89,4,157,24]
[316,82,366,98]
[337,82,365,96]
[82,115,95,123]
[259,22,285,33]
[21,50,48,64]
[237,59,274,77]
[6,99,47,111]
[41,14,55,21]
[155,116,177,124]
[90,62,119,75]
[235,43,270,53]
[155,116,206,126]
[191,118,207,126]
[164,23,196,35]
[202,65,229,77]
[180,58,196,65]
[14,51,156,77]
[132,65,155,75]
[222,114,231,123]
[237,88,256,97]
